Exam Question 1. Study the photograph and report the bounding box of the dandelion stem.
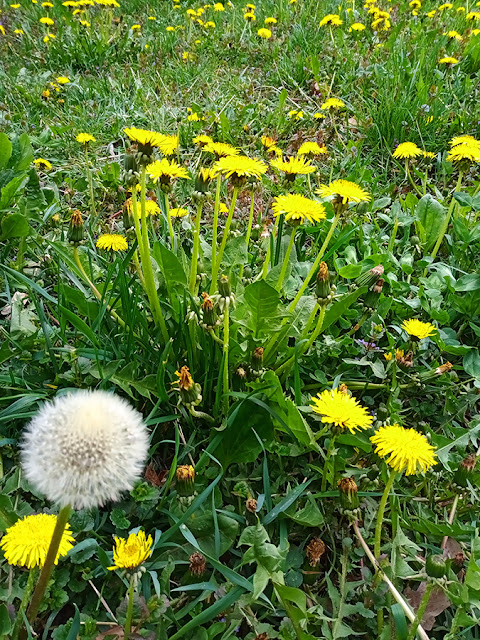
[321,432,336,492]
[261,216,280,279]
[189,406,215,423]
[123,575,136,640]
[352,520,430,640]
[405,159,423,197]
[25,504,72,631]
[441,493,459,550]
[428,170,463,266]
[388,216,399,253]
[210,186,239,294]
[222,304,230,415]
[239,188,255,280]
[12,568,37,640]
[374,469,398,560]
[406,582,435,640]
[85,146,97,228]
[189,201,203,294]
[276,225,296,291]
[211,174,222,275]
[164,192,175,250]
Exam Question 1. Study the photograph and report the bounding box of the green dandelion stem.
[321,431,337,492]
[123,574,136,640]
[222,304,230,415]
[276,224,296,291]
[388,216,399,253]
[261,216,280,279]
[209,329,224,345]
[352,521,430,640]
[406,582,435,640]
[374,469,398,560]
[12,567,37,640]
[164,192,175,251]
[189,406,215,423]
[189,201,203,294]
[301,302,320,341]
[25,504,72,630]
[429,170,463,265]
[239,188,255,280]
[441,493,459,550]
[288,210,341,313]
[405,159,423,197]
[211,174,222,275]
[132,250,146,288]
[210,186,239,294]
[85,146,97,225]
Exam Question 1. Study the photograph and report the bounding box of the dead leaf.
[404,583,451,631]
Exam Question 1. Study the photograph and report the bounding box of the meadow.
[1,0,480,638]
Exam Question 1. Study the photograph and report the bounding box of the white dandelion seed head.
[21,390,149,510]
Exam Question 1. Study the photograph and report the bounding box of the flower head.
[450,134,478,146]
[76,133,96,144]
[349,22,366,31]
[393,142,423,159]
[270,155,316,178]
[297,141,327,157]
[124,127,169,154]
[257,27,272,38]
[317,179,370,204]
[125,197,161,217]
[147,159,190,184]
[213,155,267,181]
[370,424,437,475]
[401,318,436,339]
[108,530,153,571]
[319,14,343,26]
[439,56,459,64]
[310,387,373,433]
[40,16,54,24]
[203,141,239,157]
[21,390,149,509]
[169,207,189,217]
[320,97,345,110]
[33,158,52,170]
[272,194,326,224]
[265,16,277,24]
[0,514,75,569]
[447,142,480,163]
[193,134,214,147]
[96,234,128,252]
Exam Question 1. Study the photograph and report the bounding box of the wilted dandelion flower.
[392,141,423,159]
[317,179,370,204]
[401,318,437,339]
[33,158,52,170]
[96,234,128,252]
[319,14,343,26]
[21,390,149,509]
[76,132,96,144]
[320,97,345,110]
[370,424,437,475]
[257,27,272,38]
[108,530,153,571]
[311,387,373,433]
[272,194,326,224]
[0,514,75,569]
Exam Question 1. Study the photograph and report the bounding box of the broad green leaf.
[10,132,33,171]
[0,494,18,531]
[456,274,480,292]
[322,287,368,333]
[221,234,248,267]
[274,582,307,613]
[0,132,12,169]
[0,212,30,240]
[0,603,13,636]
[0,175,29,210]
[153,241,187,286]
[287,495,324,527]
[463,349,480,379]
[241,280,288,338]
[415,194,445,252]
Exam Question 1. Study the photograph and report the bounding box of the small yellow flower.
[131,24,141,30]
[193,134,214,147]
[447,142,480,163]
[314,112,326,119]
[317,179,370,204]
[272,194,326,224]
[147,159,190,183]
[0,514,75,569]
[349,22,366,31]
[169,207,189,217]
[319,13,343,26]
[33,158,52,170]
[392,141,423,159]
[14,28,25,34]
[439,56,459,64]
[203,141,239,157]
[244,11,256,20]
[320,97,345,110]
[265,16,277,23]
[108,530,153,571]
[257,27,272,38]
[401,318,436,339]
[125,197,160,217]
[166,25,175,31]
[214,2,225,10]
[40,16,54,24]
[310,387,373,434]
[56,76,70,84]
[466,11,480,19]
[445,30,463,40]
[370,424,437,475]
[297,141,327,157]
[96,234,128,252]
[213,155,267,180]
[76,132,96,144]
[384,352,393,361]
[270,155,316,177]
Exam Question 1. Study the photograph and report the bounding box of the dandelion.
[33,158,52,170]
[265,16,277,24]
[261,135,277,149]
[447,142,480,163]
[96,234,128,252]
[319,14,343,26]
[147,158,190,186]
[56,76,70,84]
[193,134,213,147]
[392,141,423,159]
[214,2,225,9]
[22,390,149,509]
[124,127,169,156]
[320,97,345,110]
[272,194,326,224]
[39,16,54,24]
[244,11,256,21]
[401,318,436,339]
[270,155,316,180]
[439,56,459,64]
[370,424,437,475]
[169,207,189,217]
[445,30,463,40]
[257,27,272,38]
[349,22,366,30]
[466,11,480,19]
[213,155,267,182]
[108,530,153,571]
[310,387,373,433]
[0,514,75,569]
[125,197,160,217]
[203,141,239,157]
[76,132,96,144]
[449,134,480,146]
[314,112,326,119]
[297,141,327,157]
[317,179,370,204]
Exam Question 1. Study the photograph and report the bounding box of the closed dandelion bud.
[252,347,264,368]
[200,292,219,329]
[246,497,257,513]
[425,554,448,579]
[398,351,414,369]
[189,552,206,576]
[218,274,231,298]
[355,264,384,289]
[306,537,326,567]
[338,476,359,510]
[176,465,195,497]
[453,453,476,488]
[315,261,332,302]
[363,278,384,310]
[232,481,250,499]
[67,209,84,243]
[243,265,253,279]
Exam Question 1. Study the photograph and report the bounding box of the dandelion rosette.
[310,387,373,433]
[401,318,436,339]
[0,513,75,569]
[370,424,437,475]
[96,234,128,252]
[108,530,153,571]
[21,390,149,509]
[317,179,370,204]
[272,194,326,224]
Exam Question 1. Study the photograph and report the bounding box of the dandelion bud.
[195,167,216,193]
[252,347,264,368]
[176,464,196,496]
[451,552,465,572]
[199,292,219,329]
[338,476,359,510]
[397,351,414,369]
[21,390,149,510]
[189,552,206,576]
[67,209,84,244]
[425,554,448,579]
[232,480,250,499]
[315,261,332,303]
[435,362,453,375]
[453,453,476,488]
[218,274,232,298]
[306,537,326,567]
[246,497,257,513]
[355,264,384,289]
[173,366,203,407]
[363,278,384,310]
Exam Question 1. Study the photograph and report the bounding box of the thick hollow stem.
[189,201,203,294]
[321,432,337,492]
[276,224,296,291]
[374,470,398,560]
[164,192,175,250]
[222,305,230,415]
[85,146,97,225]
[26,505,72,627]
[239,189,255,280]
[407,582,435,640]
[210,187,239,294]
[211,174,222,275]
[123,575,136,640]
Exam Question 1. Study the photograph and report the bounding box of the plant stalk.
[189,201,203,293]
[276,224,296,290]
[210,186,239,294]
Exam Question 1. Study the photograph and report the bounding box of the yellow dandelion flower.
[392,141,423,159]
[125,197,160,217]
[108,530,153,571]
[203,141,239,157]
[131,24,141,30]
[56,76,70,84]
[261,135,277,149]
[14,29,25,34]
[219,202,229,213]
[472,28,480,34]
[384,352,393,361]
[438,2,453,9]
[270,155,316,177]
[466,11,480,19]
[157,133,179,156]
[316,179,370,204]
[213,155,267,180]
[76,132,96,144]
[244,11,256,20]
[401,318,436,339]
[447,142,480,163]
[96,234,128,252]
[422,150,436,159]
[33,158,52,170]
[147,159,190,183]
[166,25,175,31]
[320,97,345,110]
[310,387,373,434]
[297,141,327,157]
[370,424,437,475]
[0,514,75,569]
[39,16,54,24]
[11,3,21,7]
[272,194,326,224]
[214,2,225,10]
[193,134,214,147]
[445,30,463,40]
[349,22,366,31]
[449,134,479,146]
[319,13,343,26]
[169,207,189,217]
[257,27,272,37]
[439,56,459,64]
[265,16,277,24]
[314,112,326,119]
